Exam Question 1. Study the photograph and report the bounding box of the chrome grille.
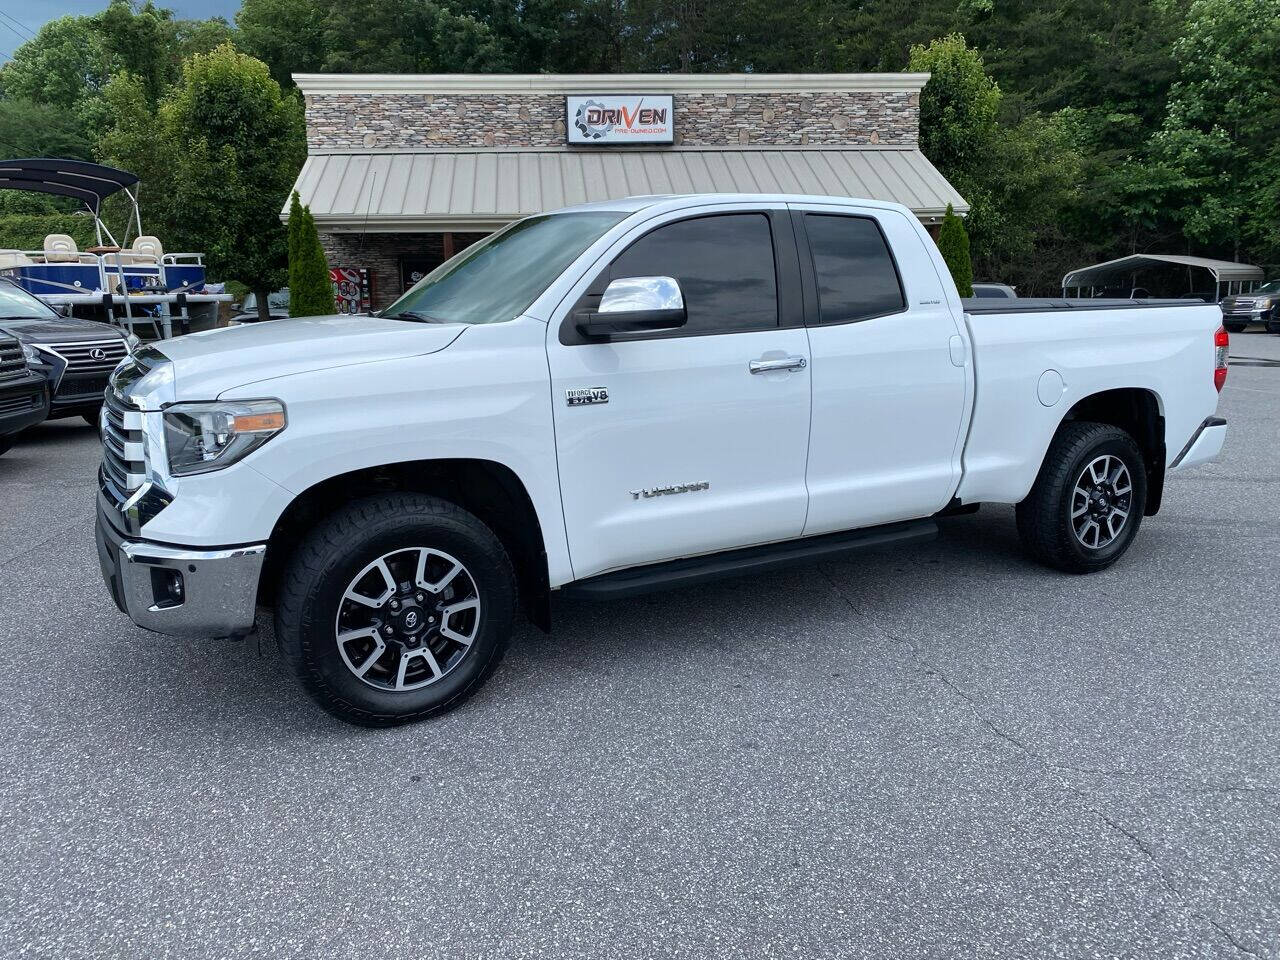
[0,337,26,383]
[101,390,146,499]
[44,338,129,375]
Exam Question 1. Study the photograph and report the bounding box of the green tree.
[288,202,336,317]
[0,98,94,160]
[237,0,508,86]
[286,191,306,273]
[937,204,973,296]
[1147,0,1280,264]
[100,45,306,323]
[0,15,107,111]
[909,34,1083,292]
[909,34,1000,177]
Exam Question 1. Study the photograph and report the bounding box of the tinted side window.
[804,214,905,324]
[608,214,778,333]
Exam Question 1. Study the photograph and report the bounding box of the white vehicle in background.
[95,194,1229,725]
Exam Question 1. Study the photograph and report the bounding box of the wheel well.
[258,460,551,631]
[1061,388,1165,515]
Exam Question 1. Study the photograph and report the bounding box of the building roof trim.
[294,72,931,96]
[286,147,968,230]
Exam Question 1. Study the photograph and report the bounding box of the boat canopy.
[0,158,140,213]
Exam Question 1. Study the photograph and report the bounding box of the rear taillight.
[1214,326,1229,392]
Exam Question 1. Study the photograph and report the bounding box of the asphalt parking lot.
[1,335,1278,960]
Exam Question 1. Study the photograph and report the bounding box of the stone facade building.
[289,73,966,311]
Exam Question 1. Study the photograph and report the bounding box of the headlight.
[20,342,40,363]
[125,334,141,354]
[162,399,286,476]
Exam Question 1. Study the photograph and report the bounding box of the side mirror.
[575,276,687,337]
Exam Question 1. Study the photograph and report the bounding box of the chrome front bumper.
[96,492,266,639]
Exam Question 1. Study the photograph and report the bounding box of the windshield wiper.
[385,310,449,324]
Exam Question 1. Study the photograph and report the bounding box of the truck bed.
[955,299,1224,506]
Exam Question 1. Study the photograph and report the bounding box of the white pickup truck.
[96,194,1229,725]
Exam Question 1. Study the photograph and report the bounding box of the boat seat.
[0,249,33,269]
[133,235,163,259]
[43,234,80,262]
[106,235,164,267]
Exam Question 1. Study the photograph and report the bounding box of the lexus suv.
[0,279,136,425]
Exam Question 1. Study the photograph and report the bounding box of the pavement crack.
[0,526,79,571]
[818,565,1268,960]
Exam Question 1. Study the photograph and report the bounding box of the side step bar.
[560,518,938,600]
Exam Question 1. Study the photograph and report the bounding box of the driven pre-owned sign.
[567,95,675,145]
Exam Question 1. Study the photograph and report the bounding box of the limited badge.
[566,387,609,406]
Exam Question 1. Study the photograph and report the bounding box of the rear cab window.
[801,213,906,324]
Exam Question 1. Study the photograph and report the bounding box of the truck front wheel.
[1016,421,1148,573]
[275,493,517,726]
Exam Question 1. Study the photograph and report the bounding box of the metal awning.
[0,158,139,212]
[1063,254,1264,290]
[287,146,969,231]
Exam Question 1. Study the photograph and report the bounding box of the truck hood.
[150,314,467,400]
[0,315,127,344]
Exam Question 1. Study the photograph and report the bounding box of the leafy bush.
[937,204,973,297]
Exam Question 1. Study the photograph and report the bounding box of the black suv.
[0,279,135,425]
[1220,279,1280,334]
[0,334,49,456]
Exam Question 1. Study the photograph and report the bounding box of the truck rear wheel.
[275,493,517,726]
[1016,421,1148,573]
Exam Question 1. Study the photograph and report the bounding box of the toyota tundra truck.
[95,194,1230,725]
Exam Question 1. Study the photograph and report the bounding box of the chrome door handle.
[749,356,807,374]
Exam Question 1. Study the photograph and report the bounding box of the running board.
[560,518,938,600]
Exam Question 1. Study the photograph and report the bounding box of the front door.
[547,207,812,581]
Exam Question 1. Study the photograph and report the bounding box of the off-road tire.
[275,493,517,726]
[1016,421,1148,574]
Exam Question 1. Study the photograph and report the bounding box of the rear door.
[547,204,812,580]
[791,204,971,535]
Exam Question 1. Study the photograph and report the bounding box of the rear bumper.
[0,372,49,436]
[1169,416,1227,472]
[96,492,266,638]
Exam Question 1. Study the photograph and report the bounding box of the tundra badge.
[630,481,710,500]
[566,387,609,406]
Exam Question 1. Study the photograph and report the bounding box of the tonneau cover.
[962,297,1200,315]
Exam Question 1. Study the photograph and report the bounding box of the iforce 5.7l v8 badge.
[566,387,609,406]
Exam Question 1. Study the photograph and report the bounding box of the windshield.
[0,280,58,320]
[382,211,626,325]
[1253,280,1280,295]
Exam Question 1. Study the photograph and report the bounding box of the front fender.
[159,317,573,586]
